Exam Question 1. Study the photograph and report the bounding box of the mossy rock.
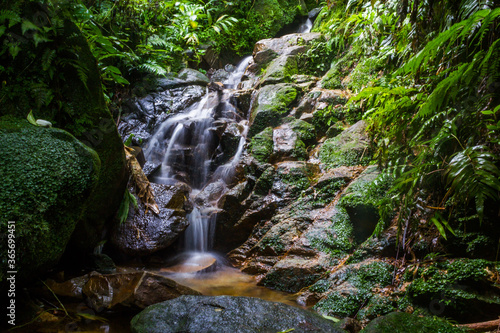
[338,166,392,243]
[260,54,299,85]
[319,120,371,169]
[306,207,354,257]
[288,118,317,146]
[0,118,100,284]
[0,6,127,255]
[361,312,466,333]
[314,260,393,319]
[406,258,500,322]
[249,84,300,137]
[249,127,274,163]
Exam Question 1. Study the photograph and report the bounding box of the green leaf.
[21,19,40,35]
[431,217,447,240]
[322,315,340,322]
[27,110,37,126]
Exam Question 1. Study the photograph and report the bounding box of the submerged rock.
[111,183,189,256]
[131,295,345,333]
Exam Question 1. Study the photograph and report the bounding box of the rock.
[111,183,189,256]
[260,54,299,85]
[308,7,323,19]
[333,317,362,333]
[0,118,100,283]
[177,68,210,86]
[214,180,255,251]
[319,120,371,169]
[313,260,394,319]
[362,312,464,333]
[85,254,116,274]
[249,84,300,137]
[46,275,89,299]
[194,180,227,207]
[249,127,274,163]
[260,254,330,293]
[130,295,345,333]
[219,122,244,161]
[339,166,382,243]
[119,85,206,145]
[254,33,324,57]
[272,123,307,162]
[272,161,319,199]
[209,81,224,91]
[83,272,201,312]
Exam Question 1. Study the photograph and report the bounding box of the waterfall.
[144,56,252,272]
[297,18,313,33]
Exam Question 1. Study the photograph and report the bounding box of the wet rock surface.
[130,295,345,333]
[82,272,201,312]
[111,183,190,256]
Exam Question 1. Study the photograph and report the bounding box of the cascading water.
[145,56,253,273]
[297,18,313,33]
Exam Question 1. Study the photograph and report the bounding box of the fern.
[138,60,167,76]
[445,145,500,222]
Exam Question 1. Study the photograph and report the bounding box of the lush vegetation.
[312,0,500,250]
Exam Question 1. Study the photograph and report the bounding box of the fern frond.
[138,60,167,76]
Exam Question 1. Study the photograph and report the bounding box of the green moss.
[357,295,396,320]
[288,118,316,146]
[254,166,275,195]
[310,279,331,293]
[260,235,286,254]
[277,164,313,195]
[313,260,393,318]
[315,288,370,317]
[319,136,370,169]
[406,258,500,320]
[308,207,354,257]
[249,127,274,163]
[320,64,344,89]
[361,312,467,333]
[0,118,100,283]
[249,84,299,137]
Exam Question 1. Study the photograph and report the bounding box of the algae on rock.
[0,118,100,284]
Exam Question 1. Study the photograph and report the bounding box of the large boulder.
[0,118,100,284]
[0,5,128,256]
[131,295,345,333]
[111,183,190,256]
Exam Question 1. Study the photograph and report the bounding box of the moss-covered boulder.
[0,118,100,284]
[338,166,391,243]
[319,120,371,169]
[313,260,394,319]
[0,3,127,255]
[405,258,500,322]
[361,312,466,333]
[249,84,300,137]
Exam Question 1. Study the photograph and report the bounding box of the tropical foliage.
[314,0,500,242]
